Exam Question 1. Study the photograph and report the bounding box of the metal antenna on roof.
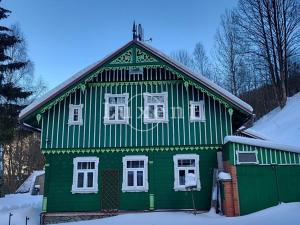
[137,24,144,41]
[133,22,152,42]
[132,21,137,40]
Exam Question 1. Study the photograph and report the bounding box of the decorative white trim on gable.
[122,155,149,192]
[71,156,99,194]
[143,92,168,123]
[173,154,201,191]
[68,104,84,125]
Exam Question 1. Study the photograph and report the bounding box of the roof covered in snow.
[249,92,300,148]
[224,135,300,154]
[19,40,253,122]
[16,170,45,194]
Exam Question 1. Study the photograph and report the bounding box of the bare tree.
[193,42,212,79]
[236,0,300,107]
[170,49,195,70]
[214,10,247,96]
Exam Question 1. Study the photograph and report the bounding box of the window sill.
[122,187,149,192]
[144,119,169,124]
[68,121,83,126]
[71,189,98,194]
[174,186,201,191]
[104,120,129,125]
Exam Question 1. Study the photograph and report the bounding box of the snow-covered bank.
[0,194,299,225]
[0,194,42,225]
[54,203,300,225]
[251,92,300,147]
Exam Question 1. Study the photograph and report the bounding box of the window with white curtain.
[173,154,201,191]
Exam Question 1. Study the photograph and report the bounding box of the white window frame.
[236,150,259,165]
[143,92,168,123]
[104,93,129,124]
[68,104,83,125]
[173,154,201,191]
[189,101,205,122]
[71,157,99,194]
[122,155,149,192]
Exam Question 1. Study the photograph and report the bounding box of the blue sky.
[3,0,237,89]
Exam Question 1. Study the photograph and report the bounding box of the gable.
[20,40,253,128]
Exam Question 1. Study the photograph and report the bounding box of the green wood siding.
[44,149,217,212]
[223,142,300,166]
[41,68,232,150]
[237,165,300,215]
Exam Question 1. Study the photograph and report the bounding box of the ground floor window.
[173,154,201,191]
[122,155,148,192]
[72,157,99,193]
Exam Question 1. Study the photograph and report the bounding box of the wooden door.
[101,169,120,212]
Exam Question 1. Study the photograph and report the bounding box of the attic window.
[236,151,258,164]
[143,92,168,123]
[68,104,83,125]
[104,93,129,124]
[190,101,205,122]
[129,67,143,76]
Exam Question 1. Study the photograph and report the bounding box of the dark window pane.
[127,171,134,186]
[109,97,117,104]
[90,162,95,169]
[178,159,195,167]
[118,106,125,120]
[109,106,115,120]
[127,160,144,168]
[188,170,195,174]
[77,172,84,188]
[117,97,125,104]
[73,113,79,122]
[194,105,200,117]
[77,162,82,169]
[157,105,164,118]
[148,105,155,119]
[87,172,93,187]
[82,162,87,169]
[179,170,185,185]
[238,152,257,163]
[137,171,143,186]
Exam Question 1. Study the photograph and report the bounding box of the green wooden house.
[19,36,300,219]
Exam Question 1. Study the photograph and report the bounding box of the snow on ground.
[53,203,300,225]
[251,92,300,147]
[0,194,299,225]
[0,194,42,225]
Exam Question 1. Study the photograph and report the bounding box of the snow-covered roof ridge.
[238,126,267,140]
[20,39,253,121]
[224,135,300,154]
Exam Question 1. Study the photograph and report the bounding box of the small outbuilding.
[221,136,300,216]
[16,170,45,195]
